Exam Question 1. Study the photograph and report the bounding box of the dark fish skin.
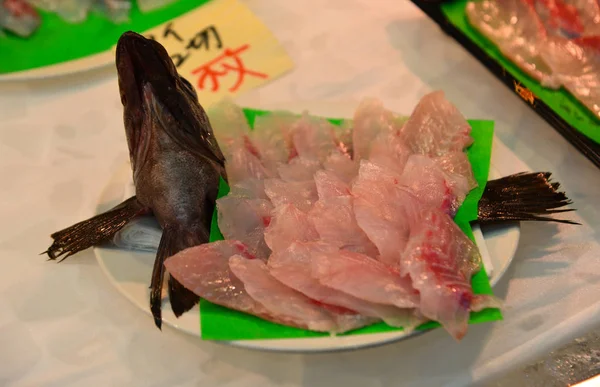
[45,31,228,329]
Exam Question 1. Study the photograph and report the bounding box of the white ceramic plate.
[0,51,113,82]
[94,101,522,353]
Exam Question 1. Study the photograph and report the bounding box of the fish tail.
[44,196,147,262]
[477,172,580,225]
[150,226,200,329]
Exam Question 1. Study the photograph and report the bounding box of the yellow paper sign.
[116,0,294,107]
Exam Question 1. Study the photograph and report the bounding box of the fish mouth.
[116,31,177,108]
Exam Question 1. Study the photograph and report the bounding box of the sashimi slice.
[208,99,252,155]
[229,255,372,333]
[264,178,318,212]
[164,240,263,315]
[216,196,273,259]
[401,91,474,156]
[368,130,412,175]
[311,249,420,309]
[263,204,319,253]
[400,209,495,340]
[399,154,470,216]
[290,114,338,162]
[352,98,406,161]
[466,0,553,84]
[540,36,600,118]
[226,142,274,184]
[251,111,297,169]
[322,151,358,185]
[435,152,478,192]
[164,240,371,333]
[314,169,351,199]
[352,160,422,266]
[268,242,421,329]
[308,195,379,256]
[228,178,268,200]
[277,157,321,182]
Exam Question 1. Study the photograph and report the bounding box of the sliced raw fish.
[228,178,268,200]
[368,130,412,175]
[400,209,494,340]
[322,151,358,185]
[311,249,420,309]
[264,178,318,212]
[0,0,40,37]
[314,169,351,199]
[352,160,422,266]
[229,255,369,333]
[399,154,470,216]
[401,91,474,157]
[164,240,262,314]
[251,111,297,169]
[435,152,478,191]
[216,196,273,259]
[540,36,600,118]
[290,113,339,162]
[269,242,421,329]
[263,204,319,253]
[308,195,379,256]
[165,240,370,333]
[208,99,252,155]
[466,0,553,84]
[277,156,321,182]
[226,143,273,184]
[352,98,405,161]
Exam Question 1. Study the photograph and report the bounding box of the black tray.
[410,0,600,169]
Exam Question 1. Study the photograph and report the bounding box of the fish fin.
[150,226,200,329]
[44,196,147,262]
[168,275,199,317]
[158,94,227,170]
[477,172,579,225]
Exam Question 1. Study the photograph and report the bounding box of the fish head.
[115,31,225,175]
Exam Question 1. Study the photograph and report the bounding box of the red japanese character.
[191,45,268,93]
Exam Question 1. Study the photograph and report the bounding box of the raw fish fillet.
[435,152,478,192]
[311,249,420,309]
[264,178,318,212]
[322,151,358,185]
[466,0,553,83]
[208,99,252,156]
[399,154,470,216]
[540,36,600,117]
[165,240,371,333]
[352,160,422,267]
[269,242,420,329]
[314,169,351,199]
[277,156,321,182]
[401,91,473,156]
[96,0,131,23]
[229,255,372,333]
[226,142,274,184]
[368,130,412,176]
[401,209,497,340]
[137,0,176,13]
[263,204,319,253]
[252,111,297,167]
[29,0,94,23]
[352,98,406,161]
[0,0,40,37]
[308,195,379,256]
[228,178,268,200]
[290,113,339,162]
[216,196,273,259]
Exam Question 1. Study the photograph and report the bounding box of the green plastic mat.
[0,0,210,74]
[201,107,501,341]
[440,0,600,145]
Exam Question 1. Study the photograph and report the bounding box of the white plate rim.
[94,100,523,353]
